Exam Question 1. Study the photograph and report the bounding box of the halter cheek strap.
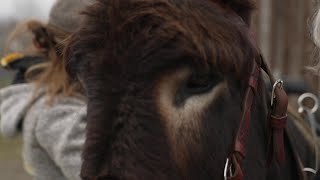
[224,56,289,180]
[260,57,289,164]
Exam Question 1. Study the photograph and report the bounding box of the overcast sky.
[0,0,55,20]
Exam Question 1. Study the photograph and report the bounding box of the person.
[0,0,92,179]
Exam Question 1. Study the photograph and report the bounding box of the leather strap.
[226,59,260,180]
[257,54,288,164]
[233,60,260,157]
[262,57,288,164]
[226,56,289,180]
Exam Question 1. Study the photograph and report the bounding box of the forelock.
[66,0,257,80]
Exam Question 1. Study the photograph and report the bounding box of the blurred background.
[0,0,319,179]
[0,1,54,179]
[255,0,318,91]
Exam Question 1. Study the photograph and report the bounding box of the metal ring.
[298,93,319,114]
[303,167,317,174]
[271,79,284,107]
[224,158,234,180]
[224,158,230,180]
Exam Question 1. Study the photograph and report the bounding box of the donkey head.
[65,0,270,179]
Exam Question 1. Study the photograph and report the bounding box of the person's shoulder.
[0,83,35,98]
[25,93,86,125]
[0,83,35,104]
[0,83,36,138]
[34,95,87,138]
[36,94,86,121]
[53,94,86,109]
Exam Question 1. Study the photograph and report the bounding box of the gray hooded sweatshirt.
[0,83,86,180]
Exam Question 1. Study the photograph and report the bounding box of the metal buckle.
[270,79,284,107]
[224,158,234,180]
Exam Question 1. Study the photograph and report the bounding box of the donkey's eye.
[175,73,221,106]
[184,74,219,94]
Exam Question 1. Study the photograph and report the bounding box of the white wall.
[0,0,55,20]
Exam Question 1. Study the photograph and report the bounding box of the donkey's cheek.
[154,69,226,169]
[156,82,226,134]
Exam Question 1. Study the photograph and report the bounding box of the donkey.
[65,0,319,179]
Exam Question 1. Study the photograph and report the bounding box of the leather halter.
[206,2,304,178]
[224,56,289,180]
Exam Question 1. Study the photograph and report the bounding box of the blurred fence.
[255,0,319,93]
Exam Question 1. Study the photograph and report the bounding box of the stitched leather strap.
[227,56,289,180]
[226,59,260,180]
[267,75,288,164]
[270,114,287,163]
[234,60,260,157]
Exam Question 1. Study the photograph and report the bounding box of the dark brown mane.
[66,0,257,80]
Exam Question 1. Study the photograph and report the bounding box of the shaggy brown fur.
[65,0,317,179]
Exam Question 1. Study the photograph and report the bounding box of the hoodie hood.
[0,84,37,138]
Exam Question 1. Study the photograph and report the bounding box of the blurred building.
[255,0,318,93]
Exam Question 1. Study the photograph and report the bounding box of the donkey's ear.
[217,0,255,25]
